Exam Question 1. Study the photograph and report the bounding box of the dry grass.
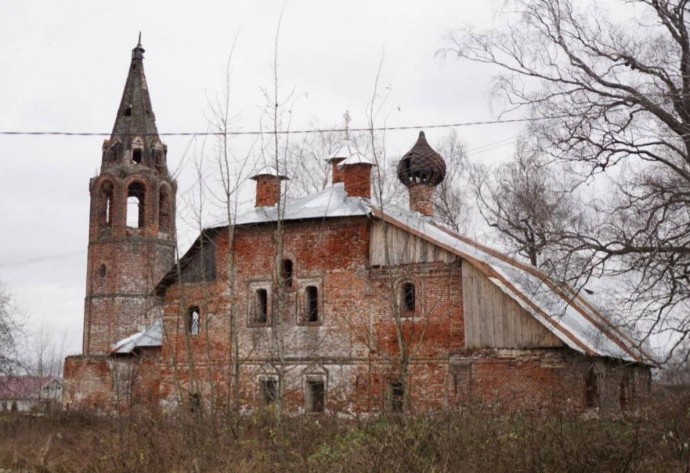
[1,392,690,473]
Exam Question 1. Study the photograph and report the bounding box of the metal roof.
[111,318,163,354]
[147,184,653,365]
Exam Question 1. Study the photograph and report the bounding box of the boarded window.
[306,380,325,413]
[401,282,415,312]
[260,379,277,406]
[585,367,599,408]
[281,259,293,288]
[256,289,268,324]
[187,307,200,335]
[126,182,146,228]
[305,286,318,322]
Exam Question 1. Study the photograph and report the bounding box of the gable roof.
[371,204,653,364]
[154,183,654,365]
[0,376,60,400]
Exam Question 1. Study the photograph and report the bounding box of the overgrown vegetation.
[1,390,689,473]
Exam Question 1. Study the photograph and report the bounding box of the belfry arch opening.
[126,182,146,228]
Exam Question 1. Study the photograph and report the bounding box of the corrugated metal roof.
[111,318,163,354]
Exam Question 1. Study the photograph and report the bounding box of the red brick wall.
[83,169,176,355]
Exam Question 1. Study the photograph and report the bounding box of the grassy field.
[2,393,690,473]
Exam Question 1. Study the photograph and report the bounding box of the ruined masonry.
[63,41,654,413]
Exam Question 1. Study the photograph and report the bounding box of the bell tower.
[82,37,176,355]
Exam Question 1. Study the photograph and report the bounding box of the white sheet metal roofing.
[234,182,370,225]
[111,318,163,354]
[151,183,653,364]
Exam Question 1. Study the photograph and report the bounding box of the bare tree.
[446,0,690,358]
[433,130,471,232]
[472,136,582,270]
[284,121,366,198]
[0,282,21,377]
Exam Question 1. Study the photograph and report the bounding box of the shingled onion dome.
[397,131,446,216]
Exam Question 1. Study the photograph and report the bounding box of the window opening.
[98,264,106,278]
[124,105,132,116]
[260,379,277,406]
[256,289,268,324]
[306,380,325,413]
[402,282,416,312]
[585,367,599,408]
[187,307,200,335]
[389,382,404,412]
[306,286,318,322]
[132,148,142,164]
[620,372,632,409]
[101,181,114,226]
[189,392,201,413]
[126,182,146,228]
[281,259,293,288]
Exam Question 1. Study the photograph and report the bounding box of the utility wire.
[0,116,555,137]
[0,250,84,269]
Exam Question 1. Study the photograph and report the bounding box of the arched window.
[126,182,146,228]
[401,282,416,312]
[132,148,142,164]
[585,367,599,408]
[255,289,268,324]
[98,264,106,278]
[124,105,132,117]
[187,307,200,335]
[100,181,114,226]
[159,187,171,232]
[281,259,293,288]
[305,286,318,322]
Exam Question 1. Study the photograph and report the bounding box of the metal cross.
[344,110,351,139]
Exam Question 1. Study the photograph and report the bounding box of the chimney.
[250,166,288,207]
[328,158,346,184]
[326,139,361,185]
[341,163,374,199]
[397,131,447,217]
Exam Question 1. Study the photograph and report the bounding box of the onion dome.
[397,131,446,187]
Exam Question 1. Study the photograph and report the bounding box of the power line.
[0,116,553,138]
[0,250,84,269]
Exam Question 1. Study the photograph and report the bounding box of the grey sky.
[0,0,523,355]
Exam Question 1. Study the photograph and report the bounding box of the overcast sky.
[0,0,524,356]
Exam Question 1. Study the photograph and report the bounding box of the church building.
[63,40,653,414]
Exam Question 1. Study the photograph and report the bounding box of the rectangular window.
[260,379,277,406]
[305,286,318,322]
[389,382,404,412]
[306,380,325,413]
[256,289,268,324]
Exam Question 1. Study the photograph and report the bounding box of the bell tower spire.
[81,40,177,355]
